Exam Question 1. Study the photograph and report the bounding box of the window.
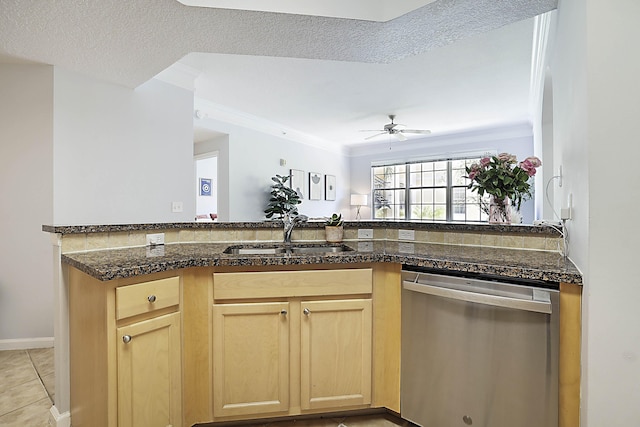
[372,158,489,222]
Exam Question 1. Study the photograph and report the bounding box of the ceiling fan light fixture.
[360,114,430,141]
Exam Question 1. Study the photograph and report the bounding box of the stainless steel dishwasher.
[401,269,559,427]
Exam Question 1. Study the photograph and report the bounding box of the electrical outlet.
[146,245,165,257]
[398,242,415,254]
[172,201,183,213]
[561,193,573,220]
[398,229,415,240]
[357,229,374,239]
[357,241,373,252]
[146,233,165,246]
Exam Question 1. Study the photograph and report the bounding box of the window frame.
[371,157,489,222]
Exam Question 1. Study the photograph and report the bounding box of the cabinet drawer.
[116,276,180,320]
[213,268,372,300]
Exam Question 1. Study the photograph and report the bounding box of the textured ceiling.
[0,0,556,87]
[178,0,437,22]
[0,0,557,148]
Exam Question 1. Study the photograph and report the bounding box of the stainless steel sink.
[290,245,351,254]
[224,247,287,255]
[223,244,353,255]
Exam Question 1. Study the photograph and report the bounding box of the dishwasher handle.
[402,281,552,314]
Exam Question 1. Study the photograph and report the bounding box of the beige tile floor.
[0,347,54,426]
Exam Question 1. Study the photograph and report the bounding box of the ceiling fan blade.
[400,129,432,134]
[360,116,430,141]
[364,132,388,140]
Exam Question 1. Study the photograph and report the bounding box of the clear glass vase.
[488,196,512,224]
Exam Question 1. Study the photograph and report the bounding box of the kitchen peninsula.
[44,221,582,427]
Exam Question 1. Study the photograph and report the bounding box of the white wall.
[196,117,350,221]
[0,67,198,346]
[349,122,538,223]
[540,71,556,220]
[0,64,54,345]
[550,4,590,419]
[584,1,640,425]
[52,71,195,225]
[230,127,351,221]
[551,1,589,270]
[552,0,640,425]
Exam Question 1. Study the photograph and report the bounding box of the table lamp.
[350,194,368,220]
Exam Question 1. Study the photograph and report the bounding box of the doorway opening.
[195,153,218,221]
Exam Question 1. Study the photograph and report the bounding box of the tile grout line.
[0,358,40,417]
[0,349,54,422]
[0,396,52,421]
[26,350,54,405]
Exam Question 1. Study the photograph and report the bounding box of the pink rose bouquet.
[465,153,542,211]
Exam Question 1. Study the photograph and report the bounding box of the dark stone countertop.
[43,220,562,236]
[62,241,582,284]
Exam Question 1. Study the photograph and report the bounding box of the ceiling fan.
[361,114,431,141]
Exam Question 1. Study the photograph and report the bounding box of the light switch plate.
[398,229,415,240]
[357,229,374,239]
[172,201,183,213]
[146,233,165,246]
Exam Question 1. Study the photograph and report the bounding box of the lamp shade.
[350,194,368,206]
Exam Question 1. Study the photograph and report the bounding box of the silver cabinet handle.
[123,335,132,343]
[280,309,288,315]
[303,308,311,316]
[147,295,157,303]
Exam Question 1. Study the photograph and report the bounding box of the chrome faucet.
[283,213,308,246]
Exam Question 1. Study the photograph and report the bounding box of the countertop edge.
[62,246,583,284]
[43,220,562,236]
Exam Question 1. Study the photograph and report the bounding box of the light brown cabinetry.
[211,268,373,421]
[212,301,291,418]
[68,263,402,427]
[117,312,182,427]
[300,299,372,410]
[114,278,183,427]
[68,269,182,427]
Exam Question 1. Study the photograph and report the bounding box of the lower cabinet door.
[300,299,372,410]
[213,302,290,418]
[117,312,182,427]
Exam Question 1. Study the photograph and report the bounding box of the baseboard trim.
[0,337,54,351]
[49,405,71,427]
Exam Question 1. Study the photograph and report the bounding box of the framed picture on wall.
[290,169,305,199]
[199,178,212,196]
[309,172,322,200]
[325,175,336,201]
